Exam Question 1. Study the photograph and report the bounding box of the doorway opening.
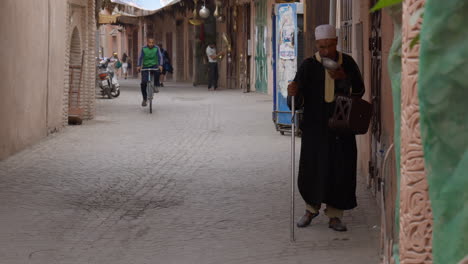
[68,27,84,125]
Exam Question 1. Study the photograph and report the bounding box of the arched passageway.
[68,27,84,124]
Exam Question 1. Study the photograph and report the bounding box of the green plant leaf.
[370,0,403,12]
[409,34,420,49]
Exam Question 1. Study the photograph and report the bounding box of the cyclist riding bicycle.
[137,38,164,107]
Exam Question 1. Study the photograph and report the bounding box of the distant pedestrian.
[205,43,225,90]
[109,52,121,86]
[158,43,173,87]
[127,58,132,77]
[122,52,129,79]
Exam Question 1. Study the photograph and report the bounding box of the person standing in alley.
[287,24,365,232]
[121,52,129,79]
[158,43,173,87]
[127,57,132,77]
[109,52,121,87]
[137,38,163,107]
[206,43,225,90]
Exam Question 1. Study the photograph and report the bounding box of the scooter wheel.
[111,89,120,98]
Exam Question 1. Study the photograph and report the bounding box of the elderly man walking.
[288,24,365,232]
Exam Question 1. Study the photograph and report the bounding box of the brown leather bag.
[328,95,373,135]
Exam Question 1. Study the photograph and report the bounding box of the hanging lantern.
[189,0,204,25]
[214,0,221,17]
[214,6,219,17]
[214,0,225,22]
[199,6,210,18]
[199,0,210,19]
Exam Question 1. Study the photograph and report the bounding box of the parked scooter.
[97,58,120,99]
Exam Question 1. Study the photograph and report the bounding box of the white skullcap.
[315,24,337,40]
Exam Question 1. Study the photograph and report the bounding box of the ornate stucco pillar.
[86,0,97,119]
[63,3,72,126]
[399,0,433,263]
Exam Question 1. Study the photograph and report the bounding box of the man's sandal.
[328,217,347,232]
[297,211,320,228]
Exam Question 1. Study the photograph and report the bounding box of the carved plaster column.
[399,0,433,263]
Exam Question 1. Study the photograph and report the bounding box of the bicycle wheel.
[149,99,152,113]
[147,82,154,113]
[147,83,154,100]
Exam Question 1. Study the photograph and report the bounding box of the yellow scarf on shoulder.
[315,52,343,103]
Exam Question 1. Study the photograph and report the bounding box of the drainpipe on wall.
[46,0,51,134]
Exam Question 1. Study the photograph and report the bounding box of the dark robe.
[289,53,365,210]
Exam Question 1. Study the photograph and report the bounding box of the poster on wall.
[278,5,296,60]
[277,3,297,99]
[274,3,298,127]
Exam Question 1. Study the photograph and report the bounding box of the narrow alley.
[0,81,379,264]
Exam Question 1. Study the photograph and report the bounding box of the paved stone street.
[0,80,379,264]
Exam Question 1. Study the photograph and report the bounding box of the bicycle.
[141,68,160,113]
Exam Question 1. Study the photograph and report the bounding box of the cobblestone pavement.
[0,80,380,264]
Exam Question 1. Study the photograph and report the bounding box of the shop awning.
[117,15,139,25]
[99,14,121,24]
[110,0,181,11]
[98,9,142,25]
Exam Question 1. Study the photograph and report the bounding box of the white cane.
[290,95,296,242]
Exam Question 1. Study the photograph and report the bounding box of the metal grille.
[369,0,383,196]
[369,0,383,193]
[340,0,352,54]
[370,6,382,142]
